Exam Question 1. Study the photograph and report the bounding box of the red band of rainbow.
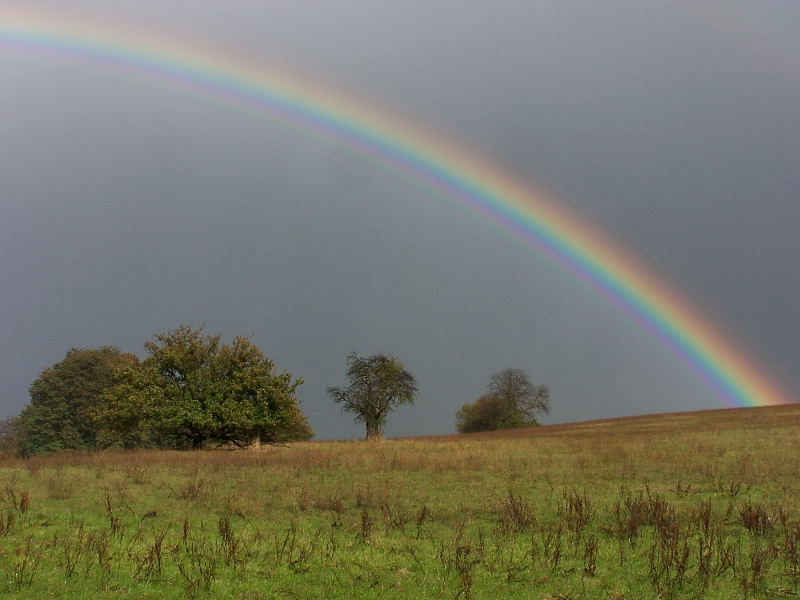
[1,7,792,408]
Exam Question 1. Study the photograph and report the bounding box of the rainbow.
[1,6,792,408]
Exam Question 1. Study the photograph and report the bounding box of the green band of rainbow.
[1,7,792,408]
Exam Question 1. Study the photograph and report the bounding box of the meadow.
[1,405,799,599]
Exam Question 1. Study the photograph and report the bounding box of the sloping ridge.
[408,404,800,442]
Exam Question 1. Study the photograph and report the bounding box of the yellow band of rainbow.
[1,7,792,408]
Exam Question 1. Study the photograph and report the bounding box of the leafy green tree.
[19,347,138,455]
[96,360,164,449]
[456,368,549,433]
[279,403,315,442]
[102,325,306,448]
[455,394,515,433]
[327,352,416,440]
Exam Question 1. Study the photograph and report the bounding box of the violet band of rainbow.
[1,7,792,408]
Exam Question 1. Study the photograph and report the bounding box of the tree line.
[2,324,550,455]
[12,325,312,456]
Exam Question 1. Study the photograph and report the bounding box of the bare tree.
[327,353,416,440]
[488,367,550,422]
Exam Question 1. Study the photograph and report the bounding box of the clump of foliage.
[455,393,515,433]
[101,325,309,449]
[327,352,416,440]
[18,346,138,455]
[279,403,315,442]
[16,325,312,454]
[456,367,549,433]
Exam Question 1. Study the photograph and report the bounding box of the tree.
[101,325,307,449]
[487,367,550,423]
[327,352,416,440]
[456,368,549,433]
[18,347,138,455]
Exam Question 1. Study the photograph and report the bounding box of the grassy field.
[1,405,799,599]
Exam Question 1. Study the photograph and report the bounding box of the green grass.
[1,405,799,599]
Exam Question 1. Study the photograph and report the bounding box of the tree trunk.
[365,422,383,441]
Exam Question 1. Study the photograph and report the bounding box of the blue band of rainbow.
[1,7,792,408]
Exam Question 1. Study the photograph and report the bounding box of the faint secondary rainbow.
[1,7,792,408]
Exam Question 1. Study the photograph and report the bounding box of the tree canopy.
[102,325,309,449]
[19,346,138,456]
[327,352,416,440]
[17,326,312,455]
[456,368,549,434]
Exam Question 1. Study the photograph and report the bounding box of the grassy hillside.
[421,404,800,441]
[0,405,798,599]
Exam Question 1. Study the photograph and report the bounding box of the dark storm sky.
[1,1,798,439]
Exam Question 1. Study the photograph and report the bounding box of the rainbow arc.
[1,6,792,408]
